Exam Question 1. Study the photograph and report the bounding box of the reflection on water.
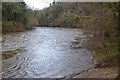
[2,27,93,78]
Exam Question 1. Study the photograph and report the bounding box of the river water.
[2,27,93,78]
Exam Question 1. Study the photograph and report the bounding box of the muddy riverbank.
[73,67,118,78]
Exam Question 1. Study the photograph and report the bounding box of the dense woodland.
[2,2,38,33]
[2,2,119,75]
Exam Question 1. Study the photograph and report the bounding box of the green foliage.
[37,2,63,26]
[2,2,38,33]
[2,2,27,21]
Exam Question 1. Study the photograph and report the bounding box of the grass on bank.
[88,37,118,68]
[2,22,24,33]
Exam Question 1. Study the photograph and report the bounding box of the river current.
[2,27,93,78]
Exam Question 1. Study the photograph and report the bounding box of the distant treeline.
[37,2,118,28]
[2,2,38,33]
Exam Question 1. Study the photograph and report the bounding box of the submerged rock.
[2,49,22,60]
[71,40,80,44]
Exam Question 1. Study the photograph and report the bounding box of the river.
[2,27,93,78]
